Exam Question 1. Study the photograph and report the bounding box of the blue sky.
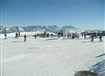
[0,0,104,30]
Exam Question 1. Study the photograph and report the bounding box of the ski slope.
[0,33,105,76]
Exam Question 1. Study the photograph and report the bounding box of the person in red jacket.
[24,34,27,42]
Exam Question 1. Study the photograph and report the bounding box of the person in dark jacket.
[72,33,75,39]
[24,34,27,42]
[58,32,60,38]
[91,33,94,42]
[4,33,7,39]
[99,33,103,42]
[84,32,86,39]
[51,34,53,38]
[18,31,20,37]
[34,35,36,39]
[15,32,18,38]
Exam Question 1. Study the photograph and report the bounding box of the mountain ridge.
[0,25,79,34]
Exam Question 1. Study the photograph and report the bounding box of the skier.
[81,32,83,37]
[15,32,18,38]
[99,33,102,42]
[4,33,7,39]
[91,33,94,42]
[18,31,20,37]
[34,35,36,39]
[24,34,27,42]
[51,34,53,38]
[84,32,86,39]
[72,33,75,39]
[58,32,60,38]
[46,33,49,38]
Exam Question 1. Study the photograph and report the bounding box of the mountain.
[0,25,25,33]
[1,25,105,35]
[0,25,78,34]
[59,26,79,35]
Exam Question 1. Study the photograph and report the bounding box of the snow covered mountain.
[1,25,105,35]
[0,25,78,34]
[24,25,60,33]
[0,25,25,33]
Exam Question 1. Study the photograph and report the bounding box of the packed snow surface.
[0,33,105,76]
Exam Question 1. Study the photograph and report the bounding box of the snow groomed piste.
[0,32,105,76]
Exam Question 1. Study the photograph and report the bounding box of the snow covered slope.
[0,36,105,76]
[0,31,57,39]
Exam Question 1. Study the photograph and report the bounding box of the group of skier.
[3,32,103,42]
[15,32,27,42]
[15,32,20,38]
[58,32,79,39]
[4,32,27,42]
[81,32,103,42]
